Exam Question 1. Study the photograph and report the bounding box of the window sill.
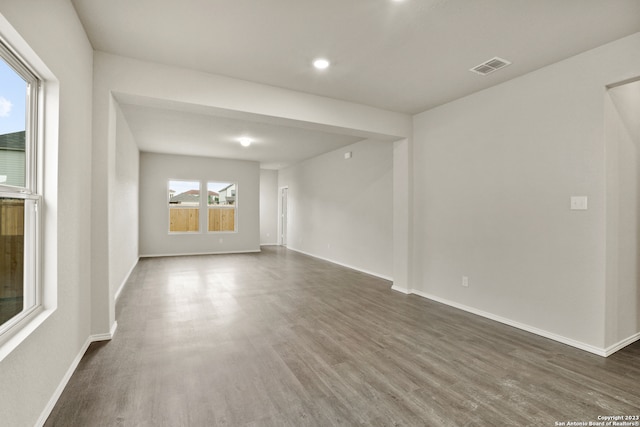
[0,305,55,362]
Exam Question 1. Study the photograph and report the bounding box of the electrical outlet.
[570,196,588,210]
[462,276,469,287]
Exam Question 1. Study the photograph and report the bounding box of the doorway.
[605,77,640,343]
[280,187,288,246]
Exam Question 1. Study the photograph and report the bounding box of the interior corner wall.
[260,169,278,245]
[139,152,260,256]
[0,1,94,426]
[605,81,640,348]
[392,138,412,292]
[278,139,394,280]
[110,104,140,302]
[412,32,640,352]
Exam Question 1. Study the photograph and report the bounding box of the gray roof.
[170,191,199,204]
[0,131,25,151]
[170,190,219,204]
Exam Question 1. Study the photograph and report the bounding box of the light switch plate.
[570,196,588,210]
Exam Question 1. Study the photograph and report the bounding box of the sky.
[208,181,232,193]
[168,180,232,195]
[169,180,199,195]
[0,58,27,136]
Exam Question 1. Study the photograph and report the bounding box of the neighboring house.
[170,189,218,206]
[0,131,25,187]
[218,183,236,205]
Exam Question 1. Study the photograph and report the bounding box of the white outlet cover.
[570,196,588,210]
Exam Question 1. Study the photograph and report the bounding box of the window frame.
[165,179,240,234]
[206,181,238,234]
[167,179,201,234]
[0,39,43,340]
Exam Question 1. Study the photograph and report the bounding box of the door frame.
[279,186,289,246]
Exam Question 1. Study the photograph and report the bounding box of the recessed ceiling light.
[238,137,252,147]
[313,58,330,70]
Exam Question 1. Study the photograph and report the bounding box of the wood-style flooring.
[45,247,640,426]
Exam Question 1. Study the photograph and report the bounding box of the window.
[208,182,236,232]
[168,180,200,232]
[0,41,41,335]
[167,180,238,233]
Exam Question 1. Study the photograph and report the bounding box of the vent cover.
[469,57,511,75]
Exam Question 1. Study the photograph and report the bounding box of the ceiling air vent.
[469,57,511,75]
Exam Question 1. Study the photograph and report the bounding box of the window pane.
[0,198,24,325]
[0,57,28,188]
[168,180,200,232]
[169,180,200,206]
[0,41,39,336]
[207,182,236,232]
[207,182,235,206]
[169,207,199,232]
[208,207,235,232]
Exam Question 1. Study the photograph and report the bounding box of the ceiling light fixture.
[238,137,252,147]
[313,58,330,70]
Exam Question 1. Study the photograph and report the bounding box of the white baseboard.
[286,246,393,282]
[89,321,117,343]
[109,321,118,339]
[260,243,279,246]
[140,249,260,258]
[36,323,118,426]
[114,258,139,302]
[604,332,640,356]
[405,288,636,358]
[35,337,92,427]
[391,285,411,294]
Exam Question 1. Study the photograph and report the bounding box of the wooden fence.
[208,207,235,232]
[169,208,199,232]
[0,199,24,299]
[169,207,236,232]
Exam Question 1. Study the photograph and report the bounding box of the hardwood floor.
[45,247,640,426]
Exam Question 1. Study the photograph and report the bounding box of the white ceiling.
[118,102,364,170]
[72,0,640,168]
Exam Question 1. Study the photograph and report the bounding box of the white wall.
[260,169,278,245]
[110,104,139,302]
[139,152,260,256]
[0,1,94,426]
[412,33,640,353]
[605,80,640,348]
[278,139,394,280]
[392,138,412,293]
